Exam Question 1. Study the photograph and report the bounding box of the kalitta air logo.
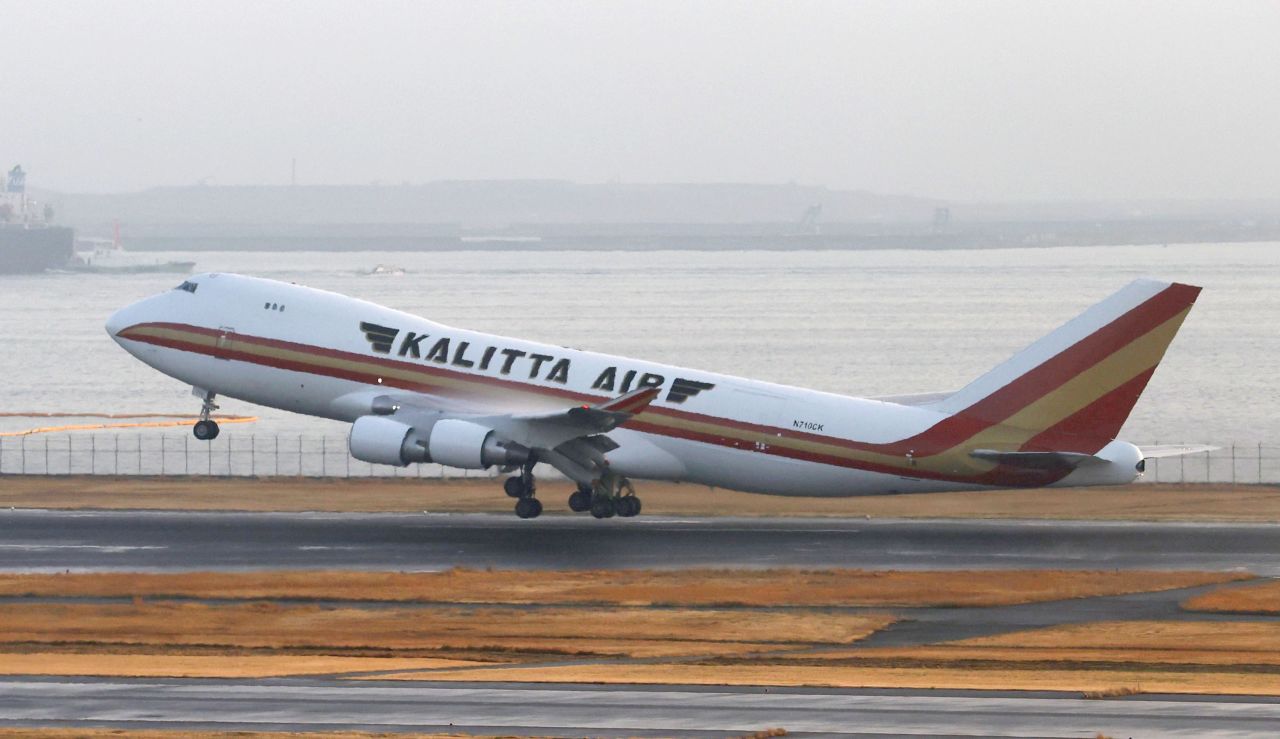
[359,322,400,354]
[359,320,715,402]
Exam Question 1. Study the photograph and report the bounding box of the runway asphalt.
[1,508,1279,573]
[3,677,1280,738]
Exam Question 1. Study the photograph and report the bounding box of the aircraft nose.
[105,307,125,338]
[105,300,145,341]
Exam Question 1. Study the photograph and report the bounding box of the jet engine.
[347,415,527,469]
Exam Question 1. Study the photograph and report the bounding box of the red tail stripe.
[1018,367,1158,454]
[951,283,1198,426]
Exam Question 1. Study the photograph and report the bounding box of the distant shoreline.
[112,229,1280,252]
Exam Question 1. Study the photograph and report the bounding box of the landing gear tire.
[515,497,543,519]
[615,496,641,518]
[590,496,616,519]
[568,487,592,512]
[192,419,220,441]
[504,476,529,498]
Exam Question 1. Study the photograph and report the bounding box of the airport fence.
[0,433,1278,484]
[0,432,502,480]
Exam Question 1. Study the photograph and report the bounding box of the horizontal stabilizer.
[970,448,1104,471]
[1139,444,1217,459]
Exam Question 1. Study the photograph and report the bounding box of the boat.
[0,165,74,274]
[366,264,406,276]
[62,223,196,275]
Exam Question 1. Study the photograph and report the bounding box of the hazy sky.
[3,1,1279,200]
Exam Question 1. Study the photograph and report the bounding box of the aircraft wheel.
[192,419,220,441]
[504,476,528,498]
[568,489,591,512]
[515,497,542,519]
[590,496,615,519]
[617,496,641,518]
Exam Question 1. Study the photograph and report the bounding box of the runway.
[2,509,1279,572]
[3,677,1280,738]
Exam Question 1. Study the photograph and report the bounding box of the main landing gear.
[506,456,543,519]
[578,472,641,519]
[192,389,220,441]
[505,463,642,520]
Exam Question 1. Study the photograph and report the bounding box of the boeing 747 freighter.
[107,274,1207,518]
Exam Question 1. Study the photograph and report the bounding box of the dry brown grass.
[0,568,1247,607]
[366,662,1280,695]
[3,476,1280,521]
[1082,685,1143,699]
[0,653,482,679]
[362,619,1280,695]
[0,601,891,663]
[762,620,1280,669]
[949,619,1280,652]
[1182,579,1280,614]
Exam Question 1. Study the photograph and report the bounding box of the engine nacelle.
[428,418,525,469]
[348,415,528,469]
[348,415,430,466]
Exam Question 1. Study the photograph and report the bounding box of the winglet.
[597,386,662,415]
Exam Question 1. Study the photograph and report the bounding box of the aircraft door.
[215,326,236,360]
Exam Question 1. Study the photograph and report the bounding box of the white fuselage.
[107,273,1142,496]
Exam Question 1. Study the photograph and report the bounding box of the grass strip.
[0,569,1248,608]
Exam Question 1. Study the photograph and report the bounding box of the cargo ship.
[0,165,74,274]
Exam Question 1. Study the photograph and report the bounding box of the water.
[1,243,1276,449]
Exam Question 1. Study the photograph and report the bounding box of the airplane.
[106,273,1210,519]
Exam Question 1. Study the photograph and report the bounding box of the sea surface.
[1,243,1276,451]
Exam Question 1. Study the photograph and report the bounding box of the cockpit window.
[175,281,198,293]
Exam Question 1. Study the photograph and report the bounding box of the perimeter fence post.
[345,438,350,478]
[20,436,25,474]
[1231,444,1236,485]
[114,434,119,475]
[227,436,232,476]
[44,435,49,475]
[1260,443,1265,484]
[1205,449,1211,483]
[322,436,327,478]
[67,436,73,475]
[160,436,166,475]
[1179,451,1184,483]
[251,435,256,477]
[184,434,189,475]
[297,435,303,477]
[90,435,95,475]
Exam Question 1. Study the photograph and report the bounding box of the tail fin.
[931,279,1201,451]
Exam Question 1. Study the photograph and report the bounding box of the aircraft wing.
[479,386,661,451]
[871,391,955,406]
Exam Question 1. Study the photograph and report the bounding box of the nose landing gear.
[191,389,220,441]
